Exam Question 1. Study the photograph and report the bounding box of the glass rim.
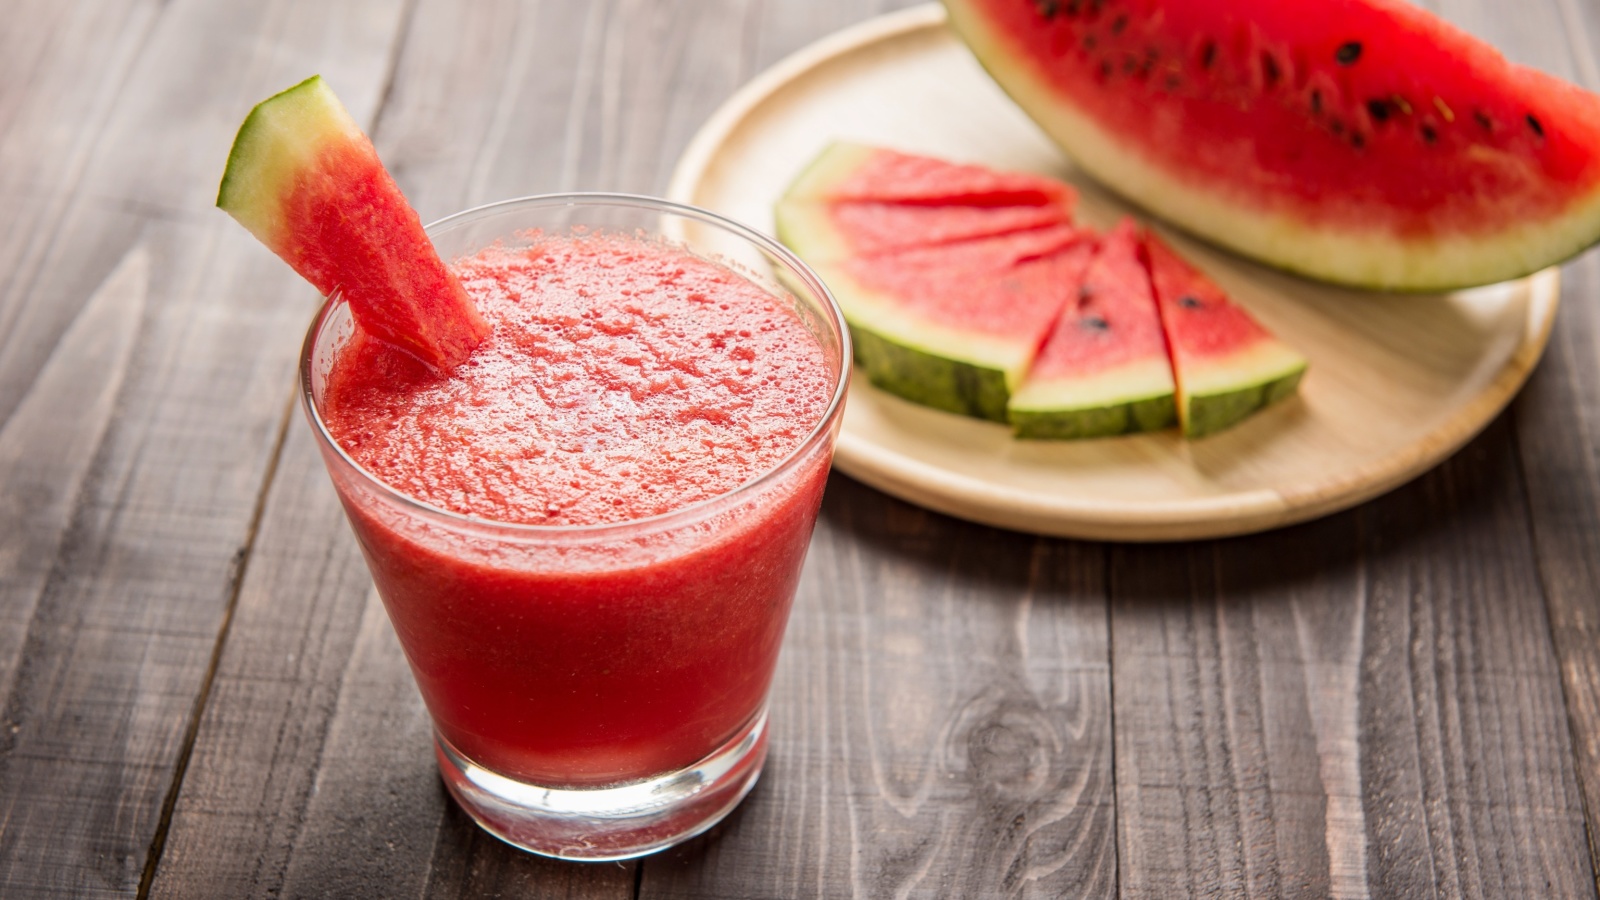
[297,191,850,540]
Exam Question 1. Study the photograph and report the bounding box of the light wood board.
[667,3,1561,541]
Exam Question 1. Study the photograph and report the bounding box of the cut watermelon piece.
[777,144,1091,421]
[943,0,1600,290]
[776,142,1077,260]
[1010,219,1176,439]
[781,141,1075,206]
[217,75,488,370]
[804,225,1094,421]
[1142,233,1307,437]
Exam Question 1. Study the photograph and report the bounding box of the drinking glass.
[298,194,849,860]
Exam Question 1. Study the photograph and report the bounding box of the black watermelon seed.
[1367,99,1390,122]
[1421,123,1438,143]
[1099,59,1113,79]
[1079,285,1095,301]
[1351,131,1366,148]
[1310,90,1323,115]
[1179,296,1203,309]
[1262,53,1281,86]
[1335,41,1362,65]
[1111,13,1127,34]
[1527,113,1545,138]
[1084,316,1110,331]
[1330,118,1345,136]
[1164,74,1182,90]
[1201,40,1217,69]
[1065,0,1082,16]
[1035,0,1059,19]
[1475,110,1494,131]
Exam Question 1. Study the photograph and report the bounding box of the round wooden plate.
[667,4,1560,541]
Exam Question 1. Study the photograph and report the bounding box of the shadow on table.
[819,410,1522,608]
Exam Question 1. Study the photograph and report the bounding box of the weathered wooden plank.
[0,249,145,721]
[1112,420,1595,899]
[1450,0,1600,887]
[640,479,1117,898]
[0,0,412,896]
[0,0,163,426]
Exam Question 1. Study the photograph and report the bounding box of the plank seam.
[135,388,298,899]
[1103,543,1122,900]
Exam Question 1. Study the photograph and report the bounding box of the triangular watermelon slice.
[777,143,1093,421]
[1010,219,1177,439]
[803,224,1094,421]
[781,141,1076,206]
[1142,232,1307,437]
[776,142,1077,260]
[217,75,487,371]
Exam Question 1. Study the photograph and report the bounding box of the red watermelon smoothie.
[298,195,849,860]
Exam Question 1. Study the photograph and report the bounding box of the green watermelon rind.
[1180,341,1309,438]
[853,324,1012,421]
[1009,357,1178,439]
[940,0,1600,291]
[798,258,1033,423]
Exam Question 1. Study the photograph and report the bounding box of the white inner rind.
[943,0,1600,291]
[1010,355,1173,411]
[1180,339,1307,399]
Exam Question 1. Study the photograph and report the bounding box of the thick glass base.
[434,709,769,861]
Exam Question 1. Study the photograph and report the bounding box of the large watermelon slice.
[217,75,488,370]
[1009,219,1176,439]
[777,144,1091,421]
[942,0,1600,290]
[1143,232,1307,437]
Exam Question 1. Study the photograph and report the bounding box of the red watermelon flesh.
[798,221,1095,421]
[943,0,1600,289]
[783,141,1076,206]
[1010,218,1176,438]
[838,223,1090,340]
[1142,232,1307,437]
[217,76,488,371]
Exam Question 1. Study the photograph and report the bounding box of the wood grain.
[0,0,412,896]
[1111,419,1595,899]
[1445,0,1600,891]
[641,478,1116,899]
[1,0,1599,897]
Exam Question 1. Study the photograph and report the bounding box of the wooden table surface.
[5,0,1600,897]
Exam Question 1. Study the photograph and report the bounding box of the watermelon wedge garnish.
[1009,219,1177,439]
[943,0,1600,290]
[217,75,488,371]
[1142,233,1307,438]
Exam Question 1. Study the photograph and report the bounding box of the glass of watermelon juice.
[297,194,849,860]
